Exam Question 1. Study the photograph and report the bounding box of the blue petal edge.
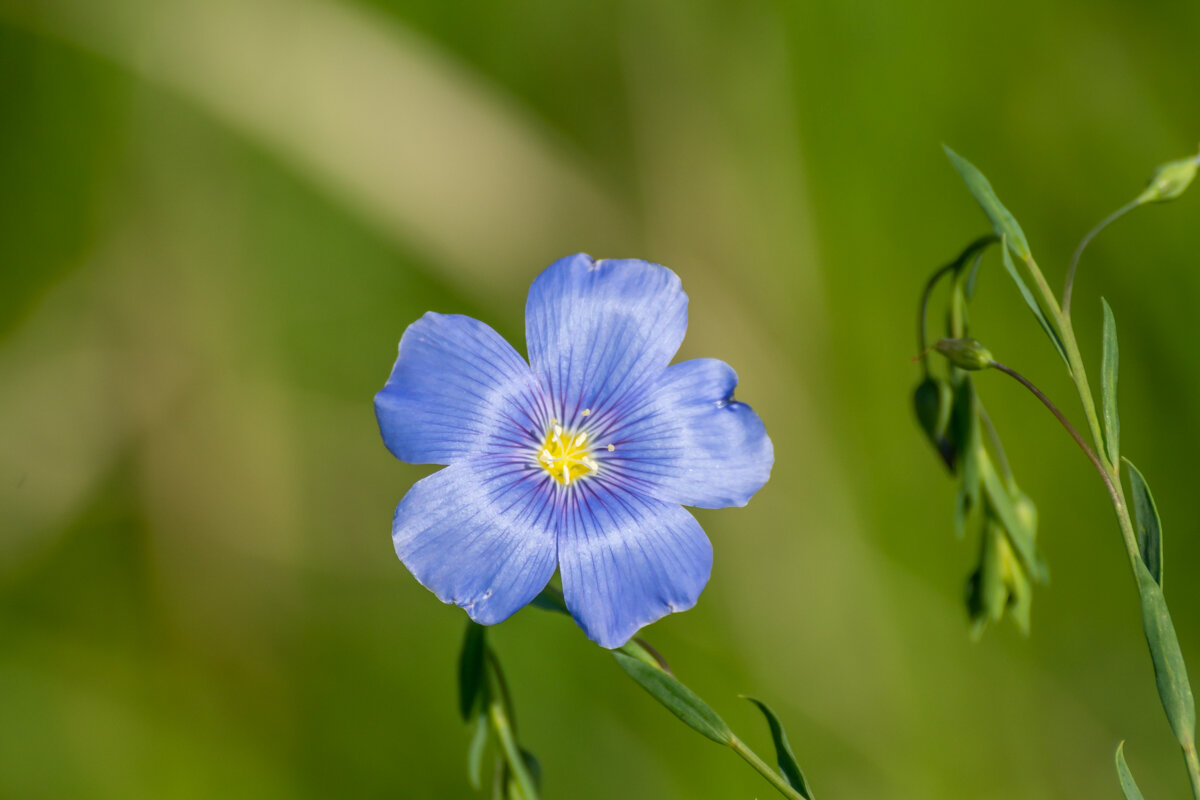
[375,312,547,465]
[525,254,688,428]
[557,482,713,648]
[393,459,558,625]
[608,358,773,509]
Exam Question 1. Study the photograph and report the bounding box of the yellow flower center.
[537,422,598,485]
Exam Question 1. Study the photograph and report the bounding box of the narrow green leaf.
[1000,238,1071,369]
[978,452,1047,583]
[1102,298,1121,466]
[1135,556,1196,748]
[943,145,1031,258]
[741,696,815,799]
[613,651,733,745]
[1125,458,1163,587]
[459,622,487,721]
[467,712,490,790]
[1115,741,1146,800]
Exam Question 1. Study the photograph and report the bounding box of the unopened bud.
[1137,150,1200,204]
[935,338,994,371]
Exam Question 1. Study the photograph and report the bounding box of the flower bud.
[935,337,994,371]
[1136,150,1200,204]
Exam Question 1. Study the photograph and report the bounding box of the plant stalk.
[997,254,1200,798]
[729,736,809,800]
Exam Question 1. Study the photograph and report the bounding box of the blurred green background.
[2,0,1199,797]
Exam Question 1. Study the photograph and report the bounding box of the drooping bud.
[935,337,995,371]
[1136,150,1200,204]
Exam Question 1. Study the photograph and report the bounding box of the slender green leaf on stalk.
[467,711,490,790]
[1102,298,1121,466]
[1000,239,1071,369]
[1135,556,1196,749]
[741,696,815,799]
[943,145,1031,259]
[978,453,1047,583]
[1114,741,1146,800]
[459,622,488,720]
[1125,458,1163,587]
[613,651,733,745]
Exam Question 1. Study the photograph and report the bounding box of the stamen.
[536,422,599,486]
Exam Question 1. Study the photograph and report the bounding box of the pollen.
[537,425,598,485]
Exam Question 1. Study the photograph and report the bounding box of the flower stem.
[1187,743,1200,799]
[729,736,808,800]
[989,253,1200,796]
[1062,199,1140,318]
[989,362,1113,498]
[917,235,997,371]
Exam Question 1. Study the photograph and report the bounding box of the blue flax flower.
[375,254,773,648]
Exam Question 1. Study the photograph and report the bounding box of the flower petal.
[602,358,773,508]
[525,254,688,427]
[393,458,558,625]
[557,482,712,648]
[375,312,547,465]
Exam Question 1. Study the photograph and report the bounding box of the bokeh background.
[2,0,1200,797]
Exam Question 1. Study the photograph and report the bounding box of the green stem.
[992,254,1200,797]
[1062,199,1140,318]
[989,363,1114,502]
[1187,743,1200,799]
[485,650,539,800]
[917,235,997,371]
[729,736,808,800]
[488,698,538,800]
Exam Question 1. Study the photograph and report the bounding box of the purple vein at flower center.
[537,421,603,485]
